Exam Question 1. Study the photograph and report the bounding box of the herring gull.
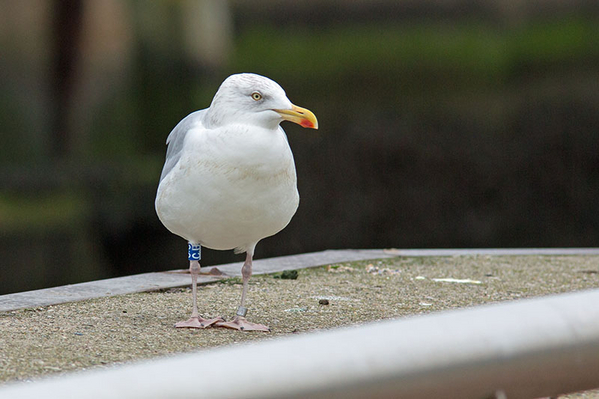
[155,73,318,331]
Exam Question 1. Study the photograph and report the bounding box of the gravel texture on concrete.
[1,255,599,397]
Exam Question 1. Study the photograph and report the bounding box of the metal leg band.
[236,306,248,317]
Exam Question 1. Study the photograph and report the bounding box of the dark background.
[1,0,598,294]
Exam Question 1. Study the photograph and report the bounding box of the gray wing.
[159,109,207,182]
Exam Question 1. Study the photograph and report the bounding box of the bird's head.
[206,73,318,130]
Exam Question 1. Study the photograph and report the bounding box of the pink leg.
[216,250,270,332]
[175,260,224,328]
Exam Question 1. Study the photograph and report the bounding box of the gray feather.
[159,109,206,182]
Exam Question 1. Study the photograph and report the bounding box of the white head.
[205,73,318,130]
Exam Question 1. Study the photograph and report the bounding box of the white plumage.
[155,73,318,331]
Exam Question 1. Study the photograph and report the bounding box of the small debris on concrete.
[327,265,354,273]
[312,295,352,302]
[432,278,482,285]
[160,288,187,294]
[318,299,330,305]
[273,270,299,280]
[284,307,308,313]
[366,264,401,275]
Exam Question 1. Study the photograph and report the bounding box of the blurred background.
[1,0,598,294]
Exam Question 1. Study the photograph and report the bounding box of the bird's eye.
[251,92,262,101]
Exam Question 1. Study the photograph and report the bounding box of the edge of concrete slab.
[0,249,392,312]
[2,248,598,312]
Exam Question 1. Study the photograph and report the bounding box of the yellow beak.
[275,104,318,129]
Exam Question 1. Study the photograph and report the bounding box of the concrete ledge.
[0,249,393,312]
[384,247,599,256]
[2,287,599,398]
[2,248,598,312]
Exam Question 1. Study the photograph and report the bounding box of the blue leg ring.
[188,243,201,261]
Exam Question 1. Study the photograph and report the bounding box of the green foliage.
[232,18,599,92]
[0,192,87,233]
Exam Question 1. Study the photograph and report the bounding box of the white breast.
[155,124,299,252]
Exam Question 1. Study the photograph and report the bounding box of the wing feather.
[159,109,206,182]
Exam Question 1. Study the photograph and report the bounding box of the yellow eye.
[251,92,262,101]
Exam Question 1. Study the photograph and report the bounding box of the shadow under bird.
[155,73,318,331]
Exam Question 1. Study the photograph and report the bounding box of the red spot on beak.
[300,119,314,128]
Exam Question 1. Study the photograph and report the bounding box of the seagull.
[155,73,318,332]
